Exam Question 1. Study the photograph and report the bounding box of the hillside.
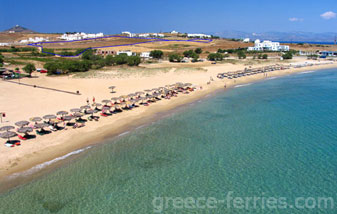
[3,25,36,33]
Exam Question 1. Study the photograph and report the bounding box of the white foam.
[300,70,315,74]
[266,77,278,80]
[136,125,145,130]
[234,83,252,88]
[118,131,130,136]
[8,146,92,179]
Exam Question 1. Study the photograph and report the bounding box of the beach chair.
[18,135,27,140]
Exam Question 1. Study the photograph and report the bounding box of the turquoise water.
[1,69,337,213]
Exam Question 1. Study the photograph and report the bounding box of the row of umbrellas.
[0,83,195,144]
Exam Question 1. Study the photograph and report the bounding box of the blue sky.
[1,0,337,34]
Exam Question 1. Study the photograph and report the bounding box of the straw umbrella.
[101,100,111,105]
[30,117,42,123]
[63,115,74,121]
[70,108,81,113]
[43,114,56,120]
[34,123,48,129]
[17,127,33,138]
[92,103,102,111]
[109,86,116,93]
[56,111,68,116]
[0,126,15,132]
[0,131,17,143]
[15,120,29,127]
[80,105,90,110]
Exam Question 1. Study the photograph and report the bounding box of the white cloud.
[320,11,336,20]
[289,17,304,22]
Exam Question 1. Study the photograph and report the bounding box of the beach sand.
[0,58,336,185]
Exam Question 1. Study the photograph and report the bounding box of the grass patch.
[174,67,207,73]
[72,67,171,79]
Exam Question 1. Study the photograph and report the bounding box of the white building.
[117,50,136,56]
[247,39,289,52]
[19,37,49,44]
[140,52,151,58]
[122,31,136,37]
[151,33,164,37]
[59,32,104,41]
[187,33,211,38]
[243,38,250,43]
[171,30,179,34]
[0,43,9,46]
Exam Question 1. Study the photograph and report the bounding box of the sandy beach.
[1,58,336,185]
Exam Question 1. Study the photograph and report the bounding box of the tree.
[105,55,114,66]
[237,51,246,59]
[262,54,268,59]
[282,52,293,60]
[207,53,223,61]
[23,63,36,77]
[149,50,163,59]
[0,53,4,65]
[169,53,183,62]
[183,50,194,58]
[82,49,95,60]
[195,48,202,54]
[127,56,141,66]
[191,52,199,62]
[44,62,59,75]
[113,54,128,65]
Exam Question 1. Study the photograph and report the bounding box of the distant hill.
[215,31,337,43]
[3,25,36,33]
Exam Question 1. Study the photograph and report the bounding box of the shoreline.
[1,62,337,193]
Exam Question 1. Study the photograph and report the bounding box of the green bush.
[237,51,246,59]
[23,63,36,77]
[282,52,293,60]
[183,50,194,57]
[127,56,141,66]
[169,53,183,62]
[149,50,163,59]
[195,48,202,54]
[207,53,223,61]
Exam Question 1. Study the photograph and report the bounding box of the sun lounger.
[18,135,27,140]
[100,113,108,117]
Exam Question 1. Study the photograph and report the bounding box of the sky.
[1,0,337,34]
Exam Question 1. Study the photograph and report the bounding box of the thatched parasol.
[80,105,91,110]
[17,127,33,134]
[63,115,74,121]
[0,131,17,141]
[30,117,42,122]
[43,114,56,120]
[50,119,62,124]
[101,100,111,104]
[0,126,15,132]
[57,111,69,116]
[70,108,81,113]
[86,109,95,114]
[34,123,49,129]
[109,86,116,93]
[73,112,84,117]
[14,121,29,127]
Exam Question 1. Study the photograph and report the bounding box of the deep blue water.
[1,69,337,213]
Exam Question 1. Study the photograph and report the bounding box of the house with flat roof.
[247,39,289,52]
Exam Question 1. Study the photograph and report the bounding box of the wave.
[234,83,252,88]
[266,77,278,80]
[118,131,130,136]
[300,70,315,74]
[8,146,92,179]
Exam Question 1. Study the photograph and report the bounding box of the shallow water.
[1,69,337,213]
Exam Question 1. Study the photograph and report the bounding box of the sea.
[1,68,337,213]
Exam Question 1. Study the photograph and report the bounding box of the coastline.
[1,62,337,192]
